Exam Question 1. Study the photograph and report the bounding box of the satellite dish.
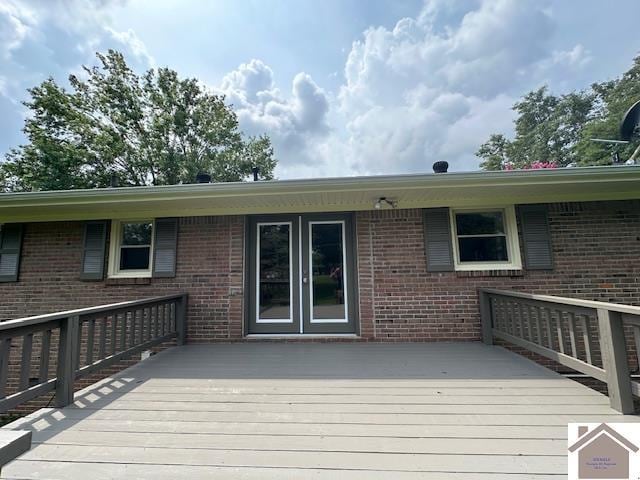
[620,100,640,141]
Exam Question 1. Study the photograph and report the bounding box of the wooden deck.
[3,342,639,479]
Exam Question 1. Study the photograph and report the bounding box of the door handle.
[302,277,308,284]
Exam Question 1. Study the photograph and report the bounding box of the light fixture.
[374,197,397,209]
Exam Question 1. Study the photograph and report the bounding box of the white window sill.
[107,272,152,279]
[454,263,522,272]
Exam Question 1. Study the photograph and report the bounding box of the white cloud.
[225,0,591,178]
[218,59,330,167]
[103,27,155,67]
[0,1,35,60]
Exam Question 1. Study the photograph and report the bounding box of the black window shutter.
[0,223,24,282]
[423,208,454,272]
[153,218,178,278]
[80,221,108,280]
[519,205,553,270]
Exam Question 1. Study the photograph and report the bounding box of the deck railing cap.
[478,288,640,316]
[0,293,188,331]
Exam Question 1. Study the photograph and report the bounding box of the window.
[108,220,154,277]
[450,206,521,271]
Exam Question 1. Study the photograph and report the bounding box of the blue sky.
[1,0,639,179]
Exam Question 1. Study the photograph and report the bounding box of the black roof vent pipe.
[432,161,449,173]
[196,172,212,183]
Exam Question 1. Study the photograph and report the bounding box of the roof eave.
[1,166,639,222]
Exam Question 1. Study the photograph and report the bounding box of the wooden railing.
[479,288,640,414]
[0,293,187,413]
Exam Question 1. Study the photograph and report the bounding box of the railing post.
[176,295,188,346]
[479,290,493,345]
[597,308,634,414]
[55,315,79,408]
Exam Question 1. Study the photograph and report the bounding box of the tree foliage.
[1,50,277,191]
[477,56,640,170]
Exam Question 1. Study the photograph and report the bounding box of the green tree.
[476,134,510,170]
[1,50,277,191]
[478,56,640,170]
[477,87,594,170]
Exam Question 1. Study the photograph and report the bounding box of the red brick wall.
[355,200,640,341]
[0,216,245,342]
[1,200,638,342]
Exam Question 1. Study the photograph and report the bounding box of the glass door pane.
[257,223,292,322]
[309,222,347,322]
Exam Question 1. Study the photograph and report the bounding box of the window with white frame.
[108,220,154,277]
[450,206,521,271]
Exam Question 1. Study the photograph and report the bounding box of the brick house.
[0,165,639,342]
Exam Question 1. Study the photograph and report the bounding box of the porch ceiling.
[1,166,639,222]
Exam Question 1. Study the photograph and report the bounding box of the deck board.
[3,342,639,479]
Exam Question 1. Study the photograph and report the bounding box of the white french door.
[247,213,356,335]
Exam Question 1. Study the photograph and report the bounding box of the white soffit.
[0,166,639,222]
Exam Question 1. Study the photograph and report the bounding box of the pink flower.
[502,161,558,170]
[527,161,558,169]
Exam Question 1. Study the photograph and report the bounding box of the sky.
[1,0,639,179]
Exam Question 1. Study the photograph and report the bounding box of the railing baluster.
[503,299,509,333]
[509,301,517,335]
[130,310,137,348]
[145,307,149,338]
[19,334,34,390]
[86,319,95,365]
[501,299,509,333]
[493,298,502,332]
[515,304,523,338]
[555,309,565,355]
[518,304,525,340]
[177,297,187,345]
[110,315,117,355]
[633,325,640,373]
[140,308,146,343]
[99,318,107,360]
[120,312,127,351]
[0,338,11,398]
[533,306,542,345]
[38,330,51,383]
[544,308,553,350]
[568,312,578,358]
[152,305,159,338]
[581,315,594,365]
[74,320,82,371]
[146,307,152,341]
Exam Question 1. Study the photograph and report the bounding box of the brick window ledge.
[105,277,152,286]
[455,269,524,278]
